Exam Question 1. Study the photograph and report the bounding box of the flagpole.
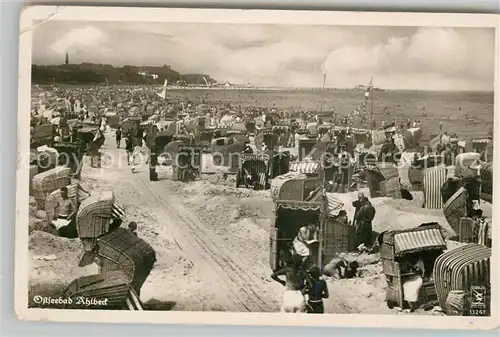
[164,79,168,101]
[320,73,326,113]
[369,76,374,134]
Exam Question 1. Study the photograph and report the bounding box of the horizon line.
[32,62,494,93]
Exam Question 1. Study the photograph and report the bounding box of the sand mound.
[330,188,454,238]
[325,268,390,314]
[358,263,385,280]
[173,180,456,314]
[182,179,273,228]
[29,218,57,236]
[170,178,275,279]
[189,181,454,245]
[184,177,271,199]
[29,231,99,308]
[29,230,82,255]
[181,179,454,244]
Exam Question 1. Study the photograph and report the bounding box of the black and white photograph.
[15,6,498,329]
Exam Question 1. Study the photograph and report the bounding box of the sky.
[32,21,495,91]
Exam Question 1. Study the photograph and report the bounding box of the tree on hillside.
[31,64,217,85]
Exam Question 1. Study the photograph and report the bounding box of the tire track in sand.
[127,175,280,312]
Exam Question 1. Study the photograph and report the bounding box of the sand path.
[85,133,283,312]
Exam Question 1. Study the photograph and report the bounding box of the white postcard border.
[15,6,500,330]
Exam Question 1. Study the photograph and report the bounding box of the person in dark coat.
[125,134,134,165]
[352,192,364,225]
[115,126,122,148]
[355,196,376,250]
[243,141,253,154]
[339,151,351,192]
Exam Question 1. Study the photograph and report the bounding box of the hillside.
[31,63,217,85]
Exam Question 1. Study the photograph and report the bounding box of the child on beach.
[303,265,329,314]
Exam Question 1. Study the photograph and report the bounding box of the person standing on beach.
[402,256,425,312]
[271,256,308,313]
[115,126,122,148]
[355,196,376,251]
[125,134,134,166]
[303,265,329,314]
[352,192,364,226]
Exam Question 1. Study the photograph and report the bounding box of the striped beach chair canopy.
[392,224,447,257]
[140,119,156,126]
[125,288,144,310]
[289,161,319,175]
[276,200,322,212]
[324,193,344,217]
[226,128,246,135]
[112,203,125,219]
[317,123,332,132]
[242,153,270,163]
[272,125,289,131]
[155,120,174,130]
[259,127,275,136]
[443,187,467,235]
[433,243,491,310]
[423,164,447,209]
[240,154,269,188]
[455,152,481,170]
[472,138,491,144]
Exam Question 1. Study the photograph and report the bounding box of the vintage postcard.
[15,6,499,329]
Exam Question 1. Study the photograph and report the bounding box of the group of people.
[271,256,329,314]
[270,192,377,314]
[114,124,147,172]
[268,219,329,314]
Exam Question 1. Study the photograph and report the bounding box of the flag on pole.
[319,73,327,112]
[364,76,373,99]
[383,120,396,133]
[157,79,168,99]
